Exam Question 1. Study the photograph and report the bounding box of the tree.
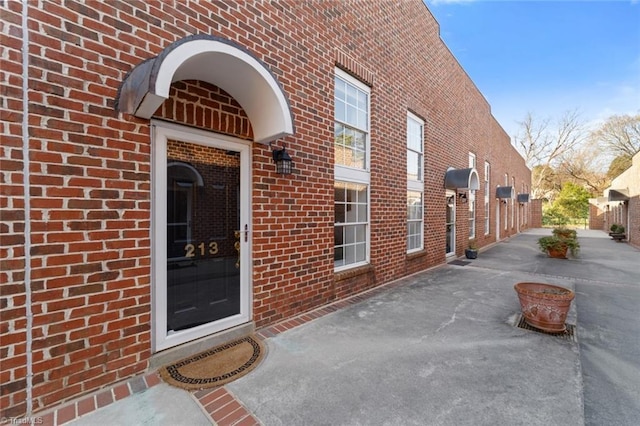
[514,109,587,200]
[591,113,640,158]
[554,182,591,221]
[556,139,609,195]
[606,154,632,180]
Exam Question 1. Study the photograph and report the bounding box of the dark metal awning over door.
[608,189,629,202]
[444,167,480,191]
[496,186,515,199]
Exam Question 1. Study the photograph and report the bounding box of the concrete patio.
[65,229,639,426]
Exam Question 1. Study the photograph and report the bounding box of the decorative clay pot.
[547,245,568,259]
[514,282,574,333]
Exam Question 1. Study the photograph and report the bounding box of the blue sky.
[425,0,640,139]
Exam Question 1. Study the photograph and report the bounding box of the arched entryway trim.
[115,35,294,144]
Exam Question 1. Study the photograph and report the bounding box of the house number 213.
[184,242,219,257]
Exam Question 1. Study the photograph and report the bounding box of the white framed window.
[504,173,508,230]
[468,152,477,170]
[525,184,529,225]
[511,176,516,228]
[407,112,424,252]
[468,153,477,239]
[484,162,490,235]
[335,69,370,270]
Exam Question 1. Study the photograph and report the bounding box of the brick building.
[589,151,640,248]
[0,0,531,418]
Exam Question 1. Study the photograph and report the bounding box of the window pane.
[357,203,367,222]
[407,119,422,152]
[407,191,422,219]
[335,203,346,223]
[335,100,345,123]
[334,182,368,268]
[334,247,344,266]
[358,110,367,129]
[345,244,355,264]
[356,242,366,262]
[407,151,420,181]
[334,226,344,245]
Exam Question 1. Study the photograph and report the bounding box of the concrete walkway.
[68,229,640,426]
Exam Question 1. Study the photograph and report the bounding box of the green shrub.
[537,235,580,257]
[552,226,577,239]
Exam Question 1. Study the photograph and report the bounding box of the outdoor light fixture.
[458,192,468,204]
[271,145,292,175]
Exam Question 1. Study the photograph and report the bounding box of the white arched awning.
[115,35,294,144]
[444,167,480,191]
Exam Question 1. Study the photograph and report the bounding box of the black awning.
[444,167,480,191]
[517,193,529,203]
[496,186,515,199]
[608,189,629,202]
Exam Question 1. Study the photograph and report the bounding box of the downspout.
[21,0,33,416]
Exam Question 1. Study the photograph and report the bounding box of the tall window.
[407,113,424,252]
[334,69,370,269]
[484,162,490,234]
[468,153,476,239]
[524,184,529,226]
[504,173,508,230]
[511,177,516,228]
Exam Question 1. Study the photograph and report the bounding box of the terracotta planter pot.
[514,282,574,333]
[547,245,568,259]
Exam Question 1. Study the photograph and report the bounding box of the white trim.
[335,165,370,184]
[152,121,252,352]
[446,190,456,256]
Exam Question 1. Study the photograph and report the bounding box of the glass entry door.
[153,122,250,352]
[166,142,241,332]
[446,192,456,256]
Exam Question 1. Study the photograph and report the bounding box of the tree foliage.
[554,182,591,220]
[514,110,587,200]
[515,111,638,202]
[591,114,640,158]
[606,154,632,180]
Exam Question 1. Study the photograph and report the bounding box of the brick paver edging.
[9,373,163,426]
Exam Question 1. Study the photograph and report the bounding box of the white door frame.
[446,190,456,256]
[151,120,252,352]
[496,200,500,242]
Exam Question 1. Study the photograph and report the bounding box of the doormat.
[449,259,470,266]
[159,335,266,390]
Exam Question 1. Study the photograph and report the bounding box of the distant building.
[1,0,531,417]
[590,151,640,247]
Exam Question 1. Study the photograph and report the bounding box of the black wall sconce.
[271,144,292,175]
[457,192,468,204]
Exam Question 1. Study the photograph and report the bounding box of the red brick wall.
[629,196,640,248]
[1,0,531,416]
[530,199,543,228]
[589,204,604,230]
